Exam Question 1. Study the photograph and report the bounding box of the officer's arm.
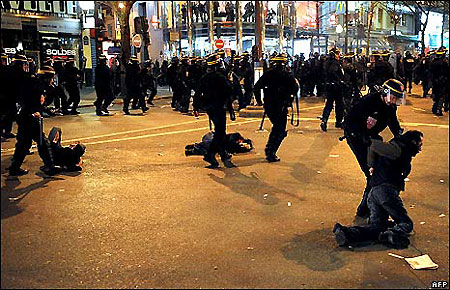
[387,107,403,137]
[253,74,266,105]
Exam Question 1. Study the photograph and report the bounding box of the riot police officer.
[142,60,157,106]
[198,54,236,168]
[342,53,360,116]
[123,55,148,115]
[94,54,114,116]
[320,47,345,132]
[253,53,299,162]
[177,56,191,113]
[430,47,448,116]
[64,56,82,114]
[403,51,415,94]
[240,52,254,108]
[167,56,180,110]
[8,58,63,176]
[343,78,405,218]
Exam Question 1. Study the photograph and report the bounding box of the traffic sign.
[132,34,142,48]
[215,39,224,49]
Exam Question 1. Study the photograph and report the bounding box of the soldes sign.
[46,49,76,56]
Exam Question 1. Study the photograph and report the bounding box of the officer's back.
[199,70,232,110]
[256,67,298,106]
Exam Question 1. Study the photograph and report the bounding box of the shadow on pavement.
[1,174,64,220]
[208,168,303,205]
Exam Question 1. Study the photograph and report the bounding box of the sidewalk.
[78,86,173,108]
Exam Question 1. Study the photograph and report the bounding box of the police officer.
[51,57,69,115]
[167,56,180,110]
[8,58,63,176]
[198,54,236,168]
[64,56,82,115]
[240,52,254,108]
[343,78,405,218]
[333,130,423,249]
[188,56,204,115]
[1,53,15,139]
[177,56,191,113]
[403,51,415,94]
[94,54,114,116]
[368,52,394,92]
[123,55,148,115]
[342,53,360,117]
[142,60,157,106]
[430,47,448,116]
[39,65,59,117]
[320,47,345,132]
[254,53,299,162]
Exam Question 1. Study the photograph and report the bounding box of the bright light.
[336,24,343,34]
[118,2,125,9]
[79,1,94,11]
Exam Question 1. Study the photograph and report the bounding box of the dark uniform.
[188,57,204,113]
[333,131,423,249]
[343,79,404,218]
[320,48,345,131]
[367,53,394,92]
[64,57,82,114]
[198,54,235,168]
[342,54,360,116]
[94,55,114,116]
[402,51,415,94]
[52,58,69,114]
[1,53,18,139]
[123,56,148,114]
[430,49,448,116]
[9,60,62,176]
[254,54,299,162]
[177,57,191,113]
[240,54,254,108]
[142,60,157,106]
[166,57,180,109]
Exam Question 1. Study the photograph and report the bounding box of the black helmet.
[382,78,405,99]
[37,65,56,78]
[98,54,107,64]
[329,47,340,58]
[206,54,220,68]
[269,53,287,66]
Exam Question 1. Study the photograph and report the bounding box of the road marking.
[81,119,261,145]
[62,118,210,143]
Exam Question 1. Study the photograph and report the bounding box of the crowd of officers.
[0,46,445,250]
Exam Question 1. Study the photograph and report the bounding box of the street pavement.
[1,85,449,289]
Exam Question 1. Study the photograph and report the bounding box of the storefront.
[1,1,81,66]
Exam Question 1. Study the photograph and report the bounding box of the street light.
[118,2,125,9]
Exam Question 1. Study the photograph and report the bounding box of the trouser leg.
[265,106,288,157]
[208,109,230,161]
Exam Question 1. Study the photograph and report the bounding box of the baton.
[38,116,44,146]
[290,92,300,127]
[258,111,266,131]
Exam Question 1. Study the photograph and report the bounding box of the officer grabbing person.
[343,79,405,219]
[94,54,114,116]
[198,54,236,168]
[8,59,63,176]
[253,53,299,162]
[333,130,423,249]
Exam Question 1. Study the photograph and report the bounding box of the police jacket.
[372,60,394,86]
[368,137,416,191]
[125,62,141,95]
[95,63,113,95]
[253,67,299,107]
[325,57,344,85]
[344,91,402,141]
[403,56,415,76]
[198,70,233,111]
[64,65,81,87]
[430,57,448,86]
[18,74,44,116]
[166,63,179,86]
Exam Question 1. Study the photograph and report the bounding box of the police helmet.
[206,54,220,67]
[129,55,139,63]
[382,78,405,104]
[269,53,287,67]
[37,65,56,76]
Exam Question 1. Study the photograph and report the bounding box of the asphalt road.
[1,92,449,289]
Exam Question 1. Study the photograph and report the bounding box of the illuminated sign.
[46,49,76,56]
[336,1,346,14]
[1,1,77,15]
[4,48,17,54]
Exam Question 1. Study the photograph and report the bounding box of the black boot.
[333,223,351,247]
[320,120,327,132]
[9,167,29,176]
[378,230,410,249]
[203,153,219,168]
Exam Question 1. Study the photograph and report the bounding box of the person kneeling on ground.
[333,130,423,249]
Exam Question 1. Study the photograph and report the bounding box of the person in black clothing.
[198,54,236,168]
[343,78,405,219]
[342,53,360,117]
[240,53,253,108]
[430,48,448,116]
[254,53,299,162]
[123,56,148,115]
[52,57,70,115]
[64,56,82,115]
[94,55,114,116]
[8,56,63,176]
[142,60,157,106]
[188,56,204,114]
[177,56,191,113]
[39,66,59,117]
[402,51,415,94]
[1,53,17,139]
[320,48,345,132]
[333,130,423,249]
[167,56,181,109]
[367,52,394,93]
